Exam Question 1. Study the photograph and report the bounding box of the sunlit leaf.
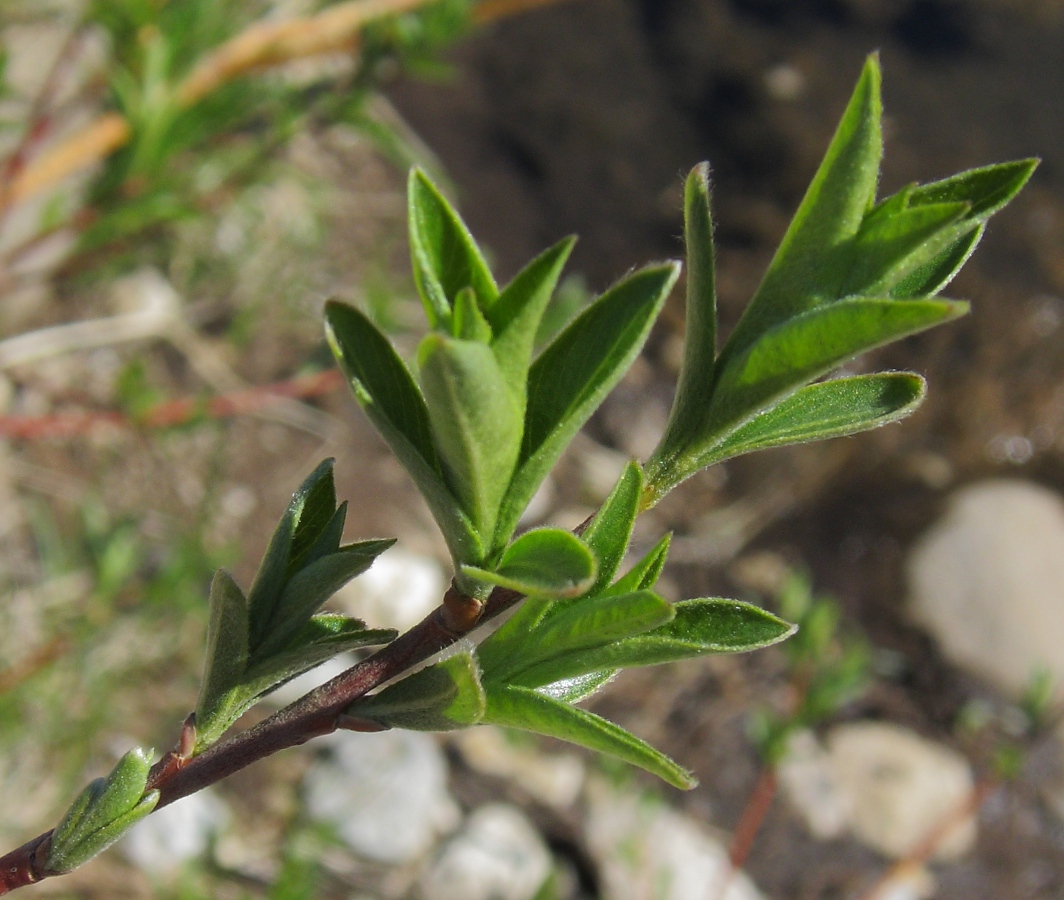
[484,685,695,789]
[463,528,595,598]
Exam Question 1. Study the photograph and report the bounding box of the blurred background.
[1,0,1063,898]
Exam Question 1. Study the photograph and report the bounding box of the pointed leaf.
[484,685,695,789]
[418,334,523,544]
[463,528,595,598]
[408,167,497,328]
[720,55,882,366]
[602,534,672,596]
[196,570,249,749]
[580,461,643,593]
[245,496,296,647]
[908,158,1038,220]
[516,599,794,686]
[487,236,577,402]
[889,224,983,299]
[287,459,337,575]
[701,373,925,467]
[707,296,966,445]
[296,502,347,573]
[839,202,970,297]
[254,539,396,659]
[536,670,618,703]
[655,164,719,469]
[496,262,680,545]
[351,650,485,731]
[453,286,493,342]
[326,301,482,565]
[509,590,674,683]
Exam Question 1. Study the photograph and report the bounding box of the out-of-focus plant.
[0,0,474,282]
[0,55,1036,892]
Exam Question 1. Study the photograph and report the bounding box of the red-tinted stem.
[728,766,778,869]
[0,586,522,893]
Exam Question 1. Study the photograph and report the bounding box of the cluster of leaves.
[193,460,398,749]
[39,55,1035,881]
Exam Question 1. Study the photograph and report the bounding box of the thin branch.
[0,584,523,894]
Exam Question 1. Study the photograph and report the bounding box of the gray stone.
[418,804,552,900]
[453,726,585,809]
[583,777,764,900]
[121,789,229,875]
[333,548,443,635]
[303,730,459,864]
[907,479,1064,696]
[777,730,851,840]
[826,722,976,861]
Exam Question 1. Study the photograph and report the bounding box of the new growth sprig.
[0,55,1035,893]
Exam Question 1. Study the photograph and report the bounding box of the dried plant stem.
[0,583,522,894]
[1,0,582,215]
[1,0,434,213]
[0,369,344,440]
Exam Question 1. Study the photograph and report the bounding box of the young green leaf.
[707,296,966,439]
[453,286,493,343]
[463,528,596,598]
[286,460,338,575]
[602,534,672,595]
[882,159,1036,298]
[46,748,160,874]
[719,54,883,368]
[837,202,971,298]
[253,539,396,659]
[196,570,250,750]
[484,685,695,789]
[408,167,498,329]
[325,301,483,565]
[495,262,680,546]
[580,461,643,593]
[888,225,983,299]
[507,590,675,683]
[654,164,719,471]
[699,372,926,467]
[350,650,485,731]
[535,669,618,703]
[487,236,577,404]
[515,598,794,687]
[907,158,1039,220]
[418,333,523,546]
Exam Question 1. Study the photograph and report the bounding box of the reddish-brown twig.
[0,582,524,893]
